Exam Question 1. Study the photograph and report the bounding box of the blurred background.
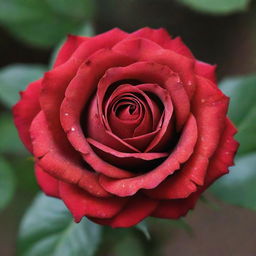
[0,0,256,255]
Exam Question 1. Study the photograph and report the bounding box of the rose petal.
[123,129,160,152]
[151,191,200,219]
[126,27,172,46]
[35,164,60,198]
[90,194,158,228]
[53,35,88,68]
[204,118,239,186]
[99,114,197,197]
[87,137,168,171]
[13,79,42,153]
[135,83,173,152]
[195,61,217,83]
[59,182,127,222]
[30,111,110,198]
[165,75,190,131]
[163,36,194,59]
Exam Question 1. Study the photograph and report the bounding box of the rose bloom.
[13,28,238,228]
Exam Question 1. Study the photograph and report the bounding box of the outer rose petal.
[126,27,172,46]
[204,118,239,186]
[151,118,238,219]
[53,35,88,68]
[35,164,59,198]
[30,111,110,198]
[151,191,200,219]
[59,182,127,222]
[13,79,42,153]
[163,36,194,59]
[127,28,193,58]
[195,61,217,83]
[90,194,158,228]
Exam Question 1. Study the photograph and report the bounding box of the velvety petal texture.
[13,27,238,228]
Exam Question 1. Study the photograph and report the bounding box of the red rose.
[13,28,238,227]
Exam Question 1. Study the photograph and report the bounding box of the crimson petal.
[90,194,158,228]
[13,79,42,153]
[30,112,110,198]
[113,37,196,99]
[35,164,60,198]
[59,182,127,222]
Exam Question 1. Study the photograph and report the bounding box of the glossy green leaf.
[0,113,27,155]
[0,0,94,47]
[0,64,46,108]
[0,157,15,210]
[179,0,250,14]
[220,75,256,156]
[210,74,256,210]
[18,193,102,256]
[211,153,256,210]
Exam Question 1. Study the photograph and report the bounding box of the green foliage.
[211,153,256,210]
[0,157,15,210]
[220,75,256,156]
[18,193,102,256]
[211,75,256,211]
[0,64,46,108]
[178,0,251,14]
[0,0,95,48]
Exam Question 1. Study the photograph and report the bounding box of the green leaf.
[0,0,95,47]
[0,157,15,210]
[18,193,102,256]
[178,0,250,14]
[0,64,46,108]
[219,75,256,156]
[135,221,151,240]
[0,113,27,155]
[210,74,256,210]
[211,153,256,210]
